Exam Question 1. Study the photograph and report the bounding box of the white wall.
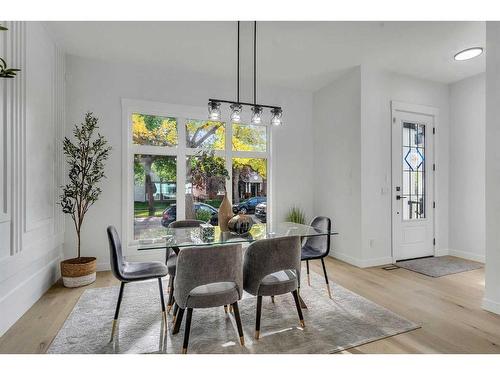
[64,55,314,270]
[449,73,485,262]
[0,22,65,335]
[312,67,362,265]
[484,21,500,315]
[360,66,450,266]
[312,66,450,268]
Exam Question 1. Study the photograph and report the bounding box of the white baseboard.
[448,249,485,263]
[435,248,450,257]
[0,248,62,336]
[482,298,500,315]
[329,251,392,268]
[96,262,111,272]
[359,256,394,268]
[329,251,363,267]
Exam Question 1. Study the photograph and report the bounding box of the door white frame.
[391,101,439,262]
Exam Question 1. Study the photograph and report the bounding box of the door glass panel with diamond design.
[402,122,426,220]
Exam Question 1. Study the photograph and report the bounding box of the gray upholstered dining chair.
[243,236,304,340]
[172,243,244,354]
[107,226,169,340]
[166,219,205,314]
[301,216,332,298]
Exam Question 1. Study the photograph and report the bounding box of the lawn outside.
[134,201,173,218]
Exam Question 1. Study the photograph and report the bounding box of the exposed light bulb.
[270,108,283,126]
[251,106,263,125]
[208,101,221,121]
[230,103,242,123]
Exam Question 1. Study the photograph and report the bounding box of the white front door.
[392,107,435,261]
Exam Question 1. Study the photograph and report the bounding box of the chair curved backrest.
[243,236,301,296]
[174,243,243,308]
[168,219,205,228]
[107,226,126,282]
[303,216,331,257]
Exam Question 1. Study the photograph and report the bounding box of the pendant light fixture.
[208,100,221,121]
[208,21,283,127]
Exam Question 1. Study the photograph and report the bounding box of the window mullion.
[226,119,233,202]
[177,117,187,220]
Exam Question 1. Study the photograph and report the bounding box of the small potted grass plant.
[59,112,111,287]
[286,206,306,224]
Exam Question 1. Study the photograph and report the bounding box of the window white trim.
[121,98,271,254]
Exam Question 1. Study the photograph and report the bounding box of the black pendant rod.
[253,21,257,106]
[209,21,282,115]
[237,21,240,103]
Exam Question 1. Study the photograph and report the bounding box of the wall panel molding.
[3,21,27,255]
[0,21,65,336]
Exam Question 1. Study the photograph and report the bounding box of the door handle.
[396,195,407,200]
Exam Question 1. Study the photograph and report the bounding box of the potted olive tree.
[59,112,111,288]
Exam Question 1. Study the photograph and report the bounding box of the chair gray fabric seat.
[258,270,298,296]
[167,254,177,276]
[242,236,304,339]
[122,261,168,281]
[106,226,168,342]
[173,243,245,353]
[166,220,205,312]
[300,216,333,299]
[300,244,324,260]
[186,281,239,308]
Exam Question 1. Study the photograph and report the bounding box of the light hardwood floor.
[1,257,499,354]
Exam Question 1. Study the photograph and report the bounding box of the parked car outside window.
[161,203,218,227]
[232,196,267,214]
[255,202,267,223]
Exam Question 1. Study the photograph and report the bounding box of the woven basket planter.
[60,257,97,288]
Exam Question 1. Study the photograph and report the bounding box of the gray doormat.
[47,273,419,354]
[395,256,483,277]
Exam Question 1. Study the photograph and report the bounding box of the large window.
[133,154,176,239]
[125,100,270,243]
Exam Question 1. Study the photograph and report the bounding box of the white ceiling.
[45,21,485,91]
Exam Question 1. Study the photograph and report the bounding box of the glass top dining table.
[137,222,338,309]
[137,222,338,251]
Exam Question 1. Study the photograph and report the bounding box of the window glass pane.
[132,113,178,146]
[185,120,225,150]
[402,122,426,220]
[232,157,267,224]
[185,155,227,225]
[134,154,176,239]
[232,123,267,152]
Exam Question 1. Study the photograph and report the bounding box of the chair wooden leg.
[321,258,332,299]
[271,296,275,303]
[292,289,305,327]
[182,308,193,354]
[172,303,178,324]
[173,303,179,320]
[306,260,311,286]
[158,278,167,324]
[167,276,175,313]
[111,282,125,340]
[255,296,262,339]
[232,302,245,346]
[173,307,184,335]
[224,305,228,313]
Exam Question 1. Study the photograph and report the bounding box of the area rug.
[395,256,483,277]
[47,273,419,354]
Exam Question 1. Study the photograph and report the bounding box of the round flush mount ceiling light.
[454,47,483,61]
